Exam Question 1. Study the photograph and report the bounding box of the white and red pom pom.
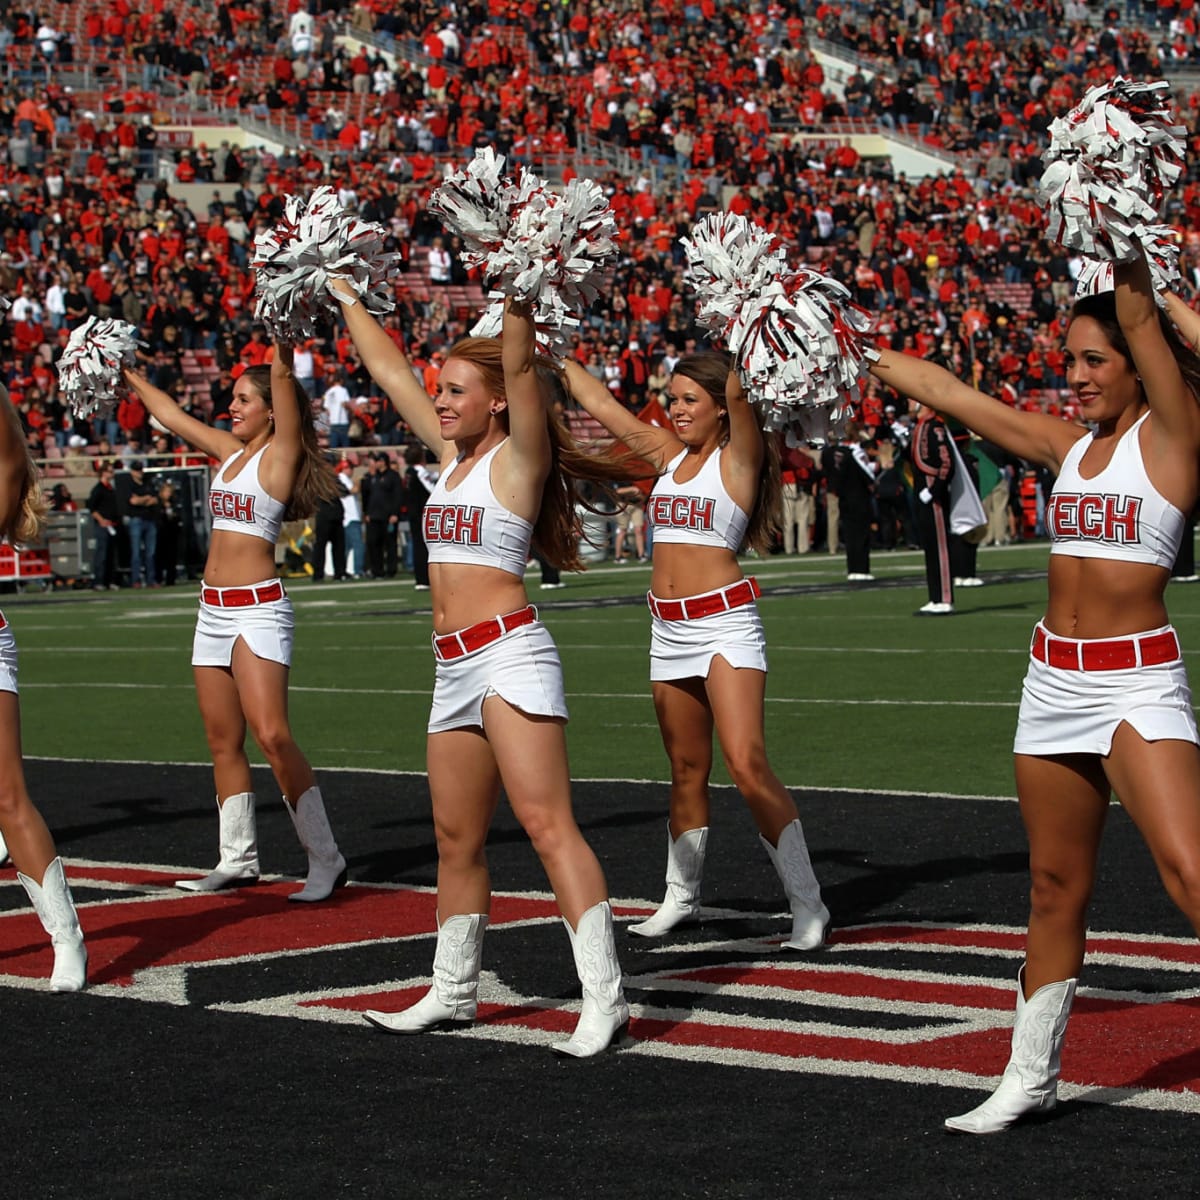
[681,212,877,441]
[252,185,396,341]
[679,212,787,338]
[1039,77,1186,262]
[57,316,142,419]
[1073,223,1182,301]
[430,148,619,355]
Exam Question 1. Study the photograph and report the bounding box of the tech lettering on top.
[646,495,716,531]
[1046,492,1141,544]
[209,489,256,523]
[424,504,485,545]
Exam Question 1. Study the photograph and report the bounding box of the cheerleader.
[333,285,633,1056]
[0,384,86,990]
[871,253,1200,1132]
[562,353,829,949]
[123,351,347,902]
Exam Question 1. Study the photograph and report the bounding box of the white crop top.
[208,445,286,544]
[1047,413,1185,570]
[423,440,533,576]
[646,447,750,552]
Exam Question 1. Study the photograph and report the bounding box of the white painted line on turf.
[17,681,1023,708]
[25,757,1018,801]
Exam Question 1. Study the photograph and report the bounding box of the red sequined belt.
[201,581,286,608]
[1031,624,1181,672]
[646,577,761,621]
[433,604,537,661]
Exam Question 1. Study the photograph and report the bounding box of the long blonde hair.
[670,352,781,555]
[445,337,637,571]
[0,387,47,544]
[241,364,340,520]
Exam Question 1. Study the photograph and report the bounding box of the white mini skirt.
[428,619,569,734]
[1014,623,1199,756]
[649,603,768,682]
[192,582,295,668]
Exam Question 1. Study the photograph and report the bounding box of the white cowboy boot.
[364,913,488,1033]
[552,900,630,1058]
[628,824,708,938]
[945,969,1077,1134]
[17,857,87,992]
[285,786,347,902]
[176,793,260,892]
[760,818,829,950]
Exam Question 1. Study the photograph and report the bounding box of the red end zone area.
[4,861,1198,1116]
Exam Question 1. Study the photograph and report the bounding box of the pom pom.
[678,211,786,336]
[680,213,877,442]
[1073,223,1181,302]
[430,148,619,355]
[57,316,142,420]
[251,185,397,341]
[1038,78,1186,262]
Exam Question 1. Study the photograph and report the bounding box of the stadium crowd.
[2,0,1200,574]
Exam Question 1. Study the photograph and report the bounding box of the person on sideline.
[779,437,817,554]
[123,353,347,902]
[836,420,877,582]
[402,440,436,589]
[125,459,160,588]
[870,254,1200,1133]
[333,283,632,1057]
[0,384,86,990]
[562,351,829,951]
[909,402,956,614]
[87,460,120,589]
[612,481,648,563]
[361,450,403,577]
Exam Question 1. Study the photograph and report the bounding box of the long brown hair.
[671,351,781,554]
[0,386,46,544]
[241,364,339,520]
[445,337,637,571]
[1071,291,1200,401]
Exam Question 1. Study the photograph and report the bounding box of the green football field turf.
[11,539,1200,799]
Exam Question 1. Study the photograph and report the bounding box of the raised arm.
[1115,255,1200,452]
[500,298,551,478]
[711,371,770,515]
[722,370,766,483]
[1162,289,1200,353]
[869,349,1082,472]
[330,282,441,451]
[259,344,303,497]
[123,369,241,462]
[560,358,679,472]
